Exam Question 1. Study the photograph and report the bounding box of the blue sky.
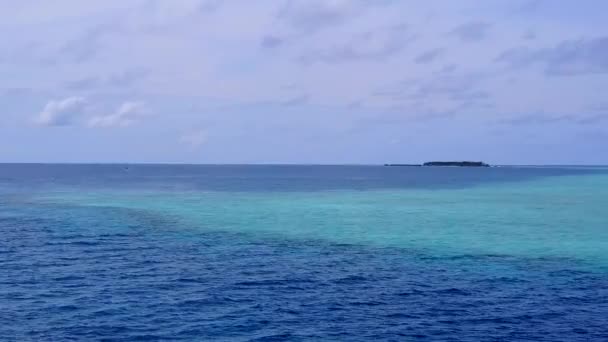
[1,0,607,164]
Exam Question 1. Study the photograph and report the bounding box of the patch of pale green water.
[38,173,608,268]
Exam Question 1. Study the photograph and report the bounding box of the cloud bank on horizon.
[1,0,607,164]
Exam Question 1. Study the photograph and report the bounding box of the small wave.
[235,280,287,287]
[52,275,86,282]
[396,289,426,297]
[248,333,297,341]
[52,304,80,312]
[384,312,418,319]
[235,278,315,287]
[432,288,471,296]
[67,240,101,246]
[332,275,368,284]
[180,296,252,307]
[475,276,529,284]
[175,277,207,284]
[348,301,386,307]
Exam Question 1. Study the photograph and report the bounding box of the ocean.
[1,164,607,341]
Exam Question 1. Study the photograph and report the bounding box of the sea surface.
[1,164,608,341]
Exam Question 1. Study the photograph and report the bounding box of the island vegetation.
[385,161,490,167]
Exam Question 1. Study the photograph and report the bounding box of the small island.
[385,161,490,167]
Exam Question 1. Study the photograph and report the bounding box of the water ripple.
[2,198,608,341]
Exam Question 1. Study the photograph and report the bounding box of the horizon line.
[1,162,607,167]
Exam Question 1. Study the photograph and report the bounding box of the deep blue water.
[0,163,605,192]
[1,164,608,341]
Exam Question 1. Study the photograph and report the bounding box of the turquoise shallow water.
[1,165,608,340]
[38,171,608,268]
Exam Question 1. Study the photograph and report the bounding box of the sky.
[1,0,607,164]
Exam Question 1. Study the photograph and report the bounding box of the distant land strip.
[384,161,490,167]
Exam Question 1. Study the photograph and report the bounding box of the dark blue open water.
[1,164,608,341]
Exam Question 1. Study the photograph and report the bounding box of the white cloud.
[88,101,147,128]
[4,1,608,163]
[33,97,87,126]
[179,129,208,148]
[7,0,607,112]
